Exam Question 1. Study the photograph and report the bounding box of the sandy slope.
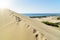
[0,9,35,40]
[33,16,60,23]
[0,9,60,40]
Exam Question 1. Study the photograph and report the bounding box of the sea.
[23,13,60,16]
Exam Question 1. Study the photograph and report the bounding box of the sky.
[0,0,60,13]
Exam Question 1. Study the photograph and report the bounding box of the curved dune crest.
[0,9,35,40]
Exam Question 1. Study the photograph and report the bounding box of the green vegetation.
[42,21,59,27]
[55,22,60,25]
[57,16,60,20]
[30,16,47,18]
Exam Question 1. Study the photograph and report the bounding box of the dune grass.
[42,21,59,27]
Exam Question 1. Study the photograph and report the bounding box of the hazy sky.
[1,0,60,13]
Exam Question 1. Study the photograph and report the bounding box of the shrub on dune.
[42,21,59,27]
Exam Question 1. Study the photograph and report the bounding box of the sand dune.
[0,9,35,40]
[0,9,60,40]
